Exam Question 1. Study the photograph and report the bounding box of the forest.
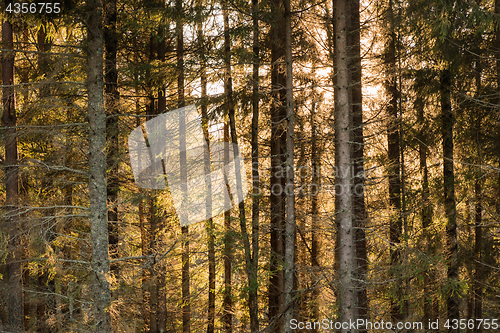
[0,0,499,332]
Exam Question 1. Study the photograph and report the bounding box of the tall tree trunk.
[223,122,233,333]
[36,24,53,332]
[196,4,216,332]
[473,179,482,333]
[283,0,295,329]
[473,58,483,333]
[223,3,258,332]
[139,199,151,330]
[104,0,120,272]
[176,0,190,330]
[385,0,404,320]
[157,14,167,333]
[496,0,500,220]
[309,99,321,331]
[222,6,234,333]
[333,0,358,327]
[416,76,436,323]
[87,0,112,330]
[441,68,459,331]
[149,199,159,333]
[348,0,367,324]
[250,0,261,329]
[2,17,23,333]
[269,0,286,329]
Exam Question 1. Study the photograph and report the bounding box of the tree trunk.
[441,68,459,331]
[334,0,358,327]
[473,59,483,333]
[104,0,120,273]
[149,199,159,333]
[87,0,112,330]
[348,0,367,324]
[196,4,216,332]
[269,0,286,329]
[250,0,261,329]
[223,122,233,333]
[416,76,436,323]
[157,14,167,333]
[176,0,190,330]
[283,0,295,329]
[222,7,234,333]
[36,24,54,332]
[223,3,258,332]
[2,18,24,333]
[474,179,482,333]
[384,0,404,321]
[496,0,500,219]
[309,98,321,331]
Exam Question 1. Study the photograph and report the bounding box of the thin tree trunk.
[104,0,120,273]
[283,0,295,329]
[36,24,53,332]
[223,3,258,332]
[223,122,233,333]
[309,99,321,331]
[348,0,367,324]
[385,0,404,321]
[334,0,358,327]
[149,199,159,333]
[2,17,23,333]
[441,68,459,331]
[222,6,234,333]
[157,15,167,332]
[473,58,483,333]
[269,0,286,328]
[87,0,112,330]
[496,0,500,219]
[250,0,261,329]
[196,5,216,332]
[416,77,436,323]
[176,0,190,330]
[474,179,482,333]
[139,199,151,330]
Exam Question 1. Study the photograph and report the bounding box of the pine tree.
[87,0,112,329]
[2,16,23,332]
[333,0,358,326]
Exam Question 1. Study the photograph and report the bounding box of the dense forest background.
[0,0,499,332]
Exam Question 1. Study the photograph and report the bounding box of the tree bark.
[2,17,24,333]
[223,3,258,332]
[196,4,216,332]
[473,58,483,333]
[104,0,120,272]
[176,0,190,330]
[348,0,367,324]
[384,0,404,321]
[473,179,482,333]
[250,0,261,329]
[334,0,358,327]
[441,68,459,331]
[283,0,295,329]
[415,75,436,323]
[87,0,112,330]
[269,0,286,329]
[308,98,321,331]
[496,0,500,219]
[223,122,233,333]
